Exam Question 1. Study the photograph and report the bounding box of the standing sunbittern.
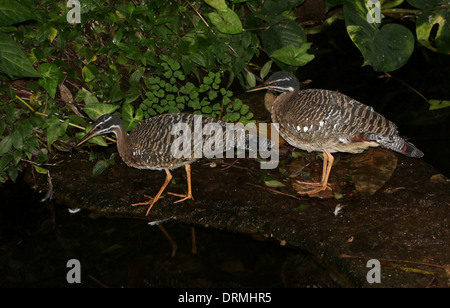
[247,71,424,195]
[77,113,271,215]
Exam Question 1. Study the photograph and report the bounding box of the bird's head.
[247,71,300,93]
[77,114,123,146]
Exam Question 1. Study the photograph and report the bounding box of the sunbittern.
[247,71,424,195]
[77,113,272,215]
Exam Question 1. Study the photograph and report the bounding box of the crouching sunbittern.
[247,72,424,195]
[77,113,271,215]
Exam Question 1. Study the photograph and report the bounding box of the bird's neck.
[271,91,295,119]
[113,123,131,161]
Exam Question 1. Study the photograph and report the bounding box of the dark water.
[1,19,449,288]
[0,175,338,288]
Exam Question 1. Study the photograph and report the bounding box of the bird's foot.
[131,194,156,206]
[293,180,332,197]
[168,191,194,204]
[131,194,162,216]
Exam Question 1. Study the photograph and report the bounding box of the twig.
[385,73,429,104]
[15,94,116,144]
[246,182,304,201]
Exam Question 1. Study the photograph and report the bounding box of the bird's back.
[125,113,272,170]
[273,89,423,157]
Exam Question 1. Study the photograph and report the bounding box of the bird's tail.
[368,134,424,158]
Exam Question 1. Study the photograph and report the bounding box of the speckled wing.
[273,89,422,157]
[126,113,275,170]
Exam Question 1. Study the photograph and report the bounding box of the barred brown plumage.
[247,71,423,195]
[76,113,273,215]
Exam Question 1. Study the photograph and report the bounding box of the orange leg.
[295,149,333,195]
[131,168,172,216]
[168,164,194,203]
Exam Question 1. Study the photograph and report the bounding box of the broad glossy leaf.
[47,117,69,148]
[260,60,273,79]
[270,44,315,66]
[344,0,414,72]
[38,63,60,98]
[204,0,228,11]
[0,33,41,78]
[122,103,144,131]
[260,0,305,15]
[0,135,12,154]
[0,0,35,26]
[428,99,450,110]
[416,6,450,54]
[129,67,145,86]
[246,70,256,88]
[0,153,12,171]
[262,19,307,55]
[83,103,120,121]
[207,9,243,34]
[81,65,95,82]
[406,0,444,9]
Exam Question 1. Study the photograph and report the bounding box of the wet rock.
[24,147,450,287]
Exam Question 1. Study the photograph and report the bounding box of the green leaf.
[0,153,12,171]
[271,44,315,66]
[221,112,240,122]
[122,103,144,131]
[8,166,18,182]
[38,63,60,98]
[344,0,415,72]
[416,6,450,54]
[10,128,23,149]
[47,117,69,148]
[260,0,305,15]
[261,60,273,79]
[77,88,99,105]
[92,160,110,176]
[207,9,243,34]
[293,204,311,211]
[0,0,36,26]
[0,33,41,78]
[264,179,286,188]
[0,135,12,154]
[34,165,48,175]
[246,71,256,88]
[428,99,450,110]
[204,0,228,11]
[130,67,145,86]
[82,66,96,82]
[262,19,307,55]
[83,103,120,121]
[77,132,108,147]
[406,0,444,10]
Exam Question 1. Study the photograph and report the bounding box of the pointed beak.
[76,130,97,147]
[246,83,271,93]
